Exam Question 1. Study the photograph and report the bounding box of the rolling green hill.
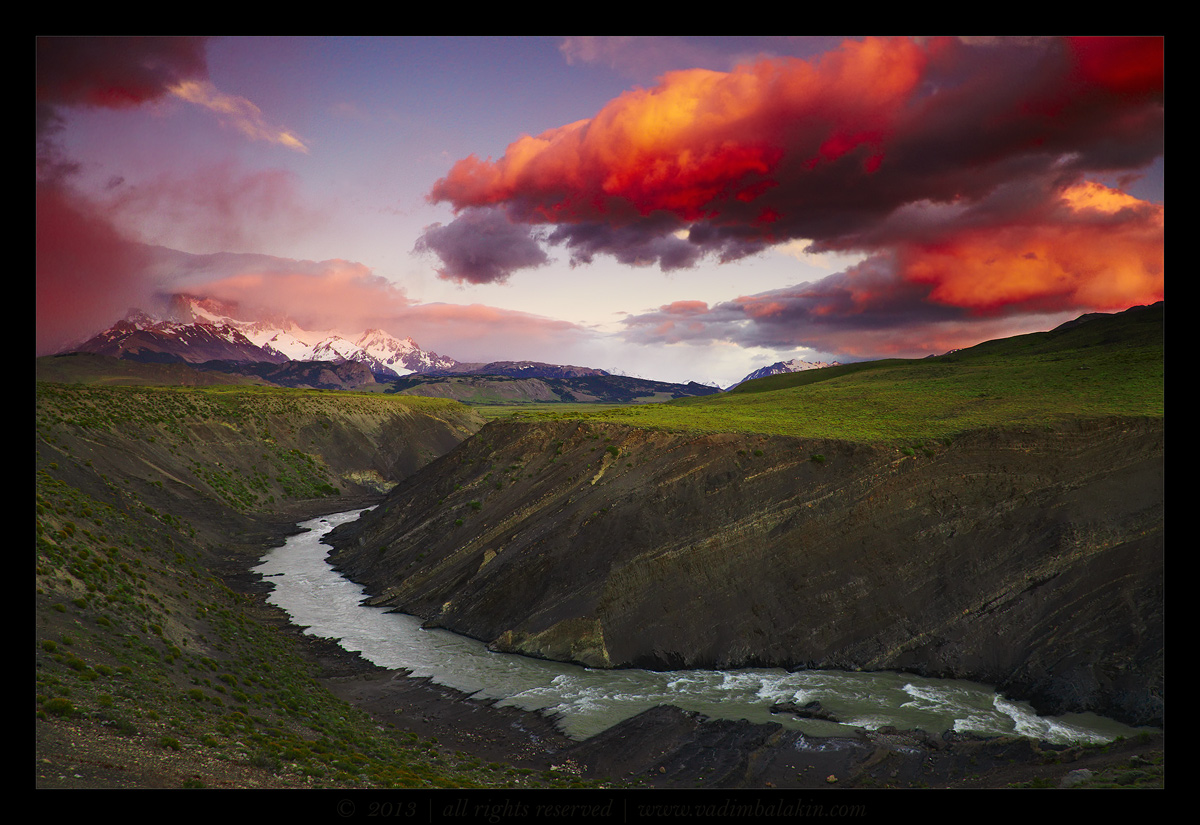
[512,302,1163,442]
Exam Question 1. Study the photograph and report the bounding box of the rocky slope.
[327,416,1164,727]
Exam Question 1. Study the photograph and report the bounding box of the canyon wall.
[328,416,1164,726]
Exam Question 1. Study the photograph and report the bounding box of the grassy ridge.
[509,304,1163,442]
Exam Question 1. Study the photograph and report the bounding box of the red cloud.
[422,35,1163,309]
[36,183,155,354]
[620,178,1163,360]
[1067,36,1165,98]
[431,37,930,226]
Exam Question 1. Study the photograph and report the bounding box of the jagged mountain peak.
[67,298,459,379]
[728,358,841,390]
[355,328,418,352]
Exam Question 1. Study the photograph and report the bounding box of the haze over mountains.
[64,294,796,390]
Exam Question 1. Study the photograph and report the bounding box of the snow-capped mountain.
[70,311,289,366]
[68,296,459,377]
[728,358,841,389]
[350,328,457,375]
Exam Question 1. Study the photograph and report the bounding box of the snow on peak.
[80,295,459,378]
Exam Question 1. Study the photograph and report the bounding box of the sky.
[35,36,1164,387]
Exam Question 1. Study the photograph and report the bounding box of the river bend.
[255,509,1143,743]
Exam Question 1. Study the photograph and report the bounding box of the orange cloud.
[899,183,1163,313]
[431,37,931,225]
[422,36,1163,298]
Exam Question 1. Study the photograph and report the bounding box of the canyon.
[326,416,1163,728]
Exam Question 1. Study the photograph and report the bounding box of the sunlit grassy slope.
[508,304,1163,443]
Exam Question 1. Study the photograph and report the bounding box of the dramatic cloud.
[413,207,550,284]
[892,183,1163,314]
[622,179,1163,358]
[621,256,1066,358]
[35,36,210,133]
[423,35,1163,357]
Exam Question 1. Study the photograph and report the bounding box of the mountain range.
[69,295,459,377]
[59,295,723,399]
[65,296,841,390]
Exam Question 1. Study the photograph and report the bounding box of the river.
[254,508,1146,744]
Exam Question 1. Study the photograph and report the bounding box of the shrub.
[42,697,75,717]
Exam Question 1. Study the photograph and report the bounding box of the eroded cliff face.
[327,416,1163,726]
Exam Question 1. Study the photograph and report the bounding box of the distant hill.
[389,373,720,405]
[37,350,722,402]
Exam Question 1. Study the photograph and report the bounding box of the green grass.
[502,306,1163,443]
[475,402,639,421]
